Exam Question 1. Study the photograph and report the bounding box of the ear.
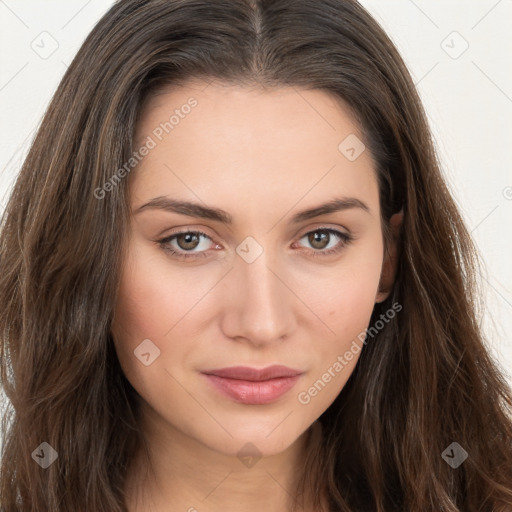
[375,210,403,303]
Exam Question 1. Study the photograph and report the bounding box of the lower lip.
[202,374,302,405]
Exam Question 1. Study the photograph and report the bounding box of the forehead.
[129,80,379,218]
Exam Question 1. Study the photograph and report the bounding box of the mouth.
[201,365,304,405]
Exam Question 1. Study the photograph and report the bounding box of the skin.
[111,79,400,512]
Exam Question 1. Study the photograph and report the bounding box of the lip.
[201,365,303,405]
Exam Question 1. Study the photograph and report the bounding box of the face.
[111,80,392,460]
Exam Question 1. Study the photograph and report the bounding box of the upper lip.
[202,365,303,381]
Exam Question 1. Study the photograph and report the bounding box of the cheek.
[111,244,175,373]
[292,246,383,411]
[113,240,201,341]
[306,236,383,336]
[298,234,384,382]
[111,240,219,382]
[111,244,194,410]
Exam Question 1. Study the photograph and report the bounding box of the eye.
[156,226,353,261]
[293,227,353,258]
[157,230,217,260]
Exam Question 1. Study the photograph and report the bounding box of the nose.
[219,247,297,347]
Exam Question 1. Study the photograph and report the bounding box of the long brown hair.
[1,0,511,510]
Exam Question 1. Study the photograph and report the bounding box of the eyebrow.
[133,196,370,224]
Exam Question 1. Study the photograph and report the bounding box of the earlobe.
[375,210,403,303]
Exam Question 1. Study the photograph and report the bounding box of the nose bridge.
[224,238,294,343]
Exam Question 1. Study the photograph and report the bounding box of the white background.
[0,0,511,385]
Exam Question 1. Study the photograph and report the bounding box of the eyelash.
[156,227,353,261]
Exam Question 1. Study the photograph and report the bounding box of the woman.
[1,0,511,510]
